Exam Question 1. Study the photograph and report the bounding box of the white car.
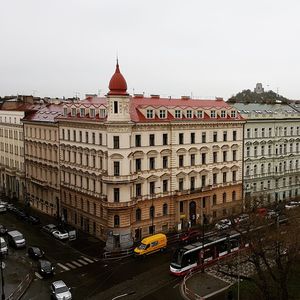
[215,219,232,230]
[51,280,72,300]
[234,213,249,224]
[52,230,69,240]
[0,204,6,213]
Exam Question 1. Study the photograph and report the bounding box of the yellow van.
[134,233,167,256]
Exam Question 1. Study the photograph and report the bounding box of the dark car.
[0,224,7,235]
[15,209,28,220]
[28,246,45,259]
[27,215,41,225]
[38,260,54,277]
[180,229,202,244]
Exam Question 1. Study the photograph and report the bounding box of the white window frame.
[175,110,182,118]
[210,110,216,118]
[159,110,166,119]
[186,110,193,118]
[221,110,226,118]
[197,110,203,118]
[146,109,154,119]
[231,110,236,118]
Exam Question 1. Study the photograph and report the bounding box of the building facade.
[58,63,245,250]
[23,104,63,216]
[233,103,300,208]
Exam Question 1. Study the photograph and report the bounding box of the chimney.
[181,96,190,100]
[150,94,160,99]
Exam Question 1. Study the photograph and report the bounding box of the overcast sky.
[1,0,300,100]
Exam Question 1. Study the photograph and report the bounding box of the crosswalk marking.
[78,259,88,265]
[57,263,70,271]
[65,262,77,269]
[35,272,43,279]
[81,256,94,263]
[71,260,82,267]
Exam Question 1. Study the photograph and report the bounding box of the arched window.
[136,208,141,221]
[223,192,227,203]
[150,206,155,219]
[114,215,120,227]
[212,194,217,206]
[232,191,236,201]
[163,203,168,216]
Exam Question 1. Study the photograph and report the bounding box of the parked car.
[7,230,26,248]
[180,229,202,244]
[266,210,279,219]
[28,246,45,259]
[6,204,16,212]
[27,215,41,225]
[15,209,28,221]
[52,230,69,240]
[38,259,54,277]
[285,201,300,210]
[234,213,249,224]
[42,224,57,234]
[0,237,8,256]
[50,280,72,300]
[0,224,7,235]
[0,204,6,213]
[215,219,232,230]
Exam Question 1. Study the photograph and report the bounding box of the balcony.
[102,199,137,209]
[102,174,138,184]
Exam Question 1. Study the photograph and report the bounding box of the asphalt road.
[1,212,185,300]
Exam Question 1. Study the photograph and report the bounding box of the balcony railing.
[102,174,138,184]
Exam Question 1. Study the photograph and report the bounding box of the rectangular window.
[190,177,195,190]
[190,154,195,166]
[135,159,141,172]
[79,131,82,142]
[114,101,118,114]
[223,172,227,183]
[179,155,184,167]
[223,151,227,162]
[85,132,89,143]
[163,180,168,193]
[99,133,103,145]
[223,131,227,142]
[71,108,76,116]
[149,134,155,146]
[114,188,120,202]
[213,152,217,163]
[190,132,195,144]
[80,108,85,117]
[90,108,95,118]
[197,110,203,118]
[175,110,181,118]
[261,128,265,137]
[113,136,119,149]
[135,135,141,147]
[159,110,166,119]
[150,182,155,195]
[202,132,206,143]
[231,111,236,118]
[213,173,217,185]
[210,110,216,118]
[232,150,237,161]
[114,161,120,176]
[201,175,206,187]
[247,128,250,138]
[221,110,226,118]
[179,133,184,144]
[146,109,154,118]
[202,153,206,164]
[162,156,168,169]
[99,109,106,118]
[186,110,193,118]
[213,132,217,142]
[149,157,155,170]
[179,178,184,191]
[233,130,237,141]
[163,133,168,145]
[92,132,95,144]
[136,184,141,197]
[180,201,184,213]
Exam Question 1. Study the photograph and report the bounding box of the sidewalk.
[182,271,232,300]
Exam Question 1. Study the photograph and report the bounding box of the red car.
[180,229,202,244]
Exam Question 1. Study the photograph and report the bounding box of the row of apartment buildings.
[1,63,299,250]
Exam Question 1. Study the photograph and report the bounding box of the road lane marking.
[78,259,88,265]
[57,263,70,271]
[35,272,43,279]
[71,261,82,267]
[66,263,77,269]
[81,256,94,263]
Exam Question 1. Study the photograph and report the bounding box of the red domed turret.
[108,61,128,96]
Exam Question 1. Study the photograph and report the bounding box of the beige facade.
[23,105,62,216]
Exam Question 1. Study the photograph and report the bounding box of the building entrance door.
[113,234,120,248]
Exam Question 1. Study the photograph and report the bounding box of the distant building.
[233,103,300,208]
[254,83,264,94]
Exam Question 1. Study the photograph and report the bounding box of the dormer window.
[63,107,68,117]
[90,108,95,118]
[80,108,85,117]
[186,110,193,118]
[71,108,76,117]
[231,111,236,118]
[159,110,166,119]
[146,109,154,119]
[211,110,216,118]
[175,110,182,118]
[99,109,106,118]
[221,110,226,118]
[197,110,203,118]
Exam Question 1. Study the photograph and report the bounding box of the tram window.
[230,239,239,249]
[204,249,212,259]
[218,241,228,253]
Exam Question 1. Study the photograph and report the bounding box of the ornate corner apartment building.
[58,63,245,250]
[233,103,300,207]
[23,104,63,216]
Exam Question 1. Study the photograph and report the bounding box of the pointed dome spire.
[108,60,128,96]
